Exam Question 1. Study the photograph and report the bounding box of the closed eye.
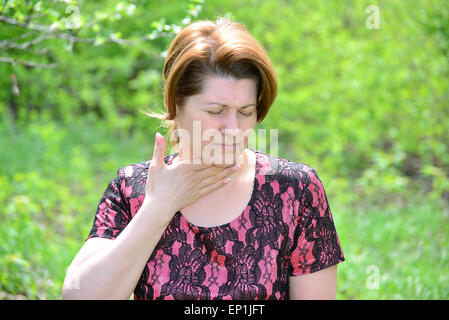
[207,110,254,117]
[207,110,222,115]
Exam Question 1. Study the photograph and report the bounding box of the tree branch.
[0,14,152,45]
[0,14,85,39]
[0,33,49,50]
[0,7,171,68]
[0,0,8,15]
[0,55,58,68]
[24,1,36,27]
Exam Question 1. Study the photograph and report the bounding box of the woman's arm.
[62,133,238,299]
[62,198,173,300]
[289,265,338,300]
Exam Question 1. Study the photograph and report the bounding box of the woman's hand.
[144,132,239,222]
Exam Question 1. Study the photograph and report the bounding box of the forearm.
[63,198,173,300]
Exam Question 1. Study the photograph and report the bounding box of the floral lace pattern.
[87,148,345,300]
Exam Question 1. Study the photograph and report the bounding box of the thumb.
[151,132,167,168]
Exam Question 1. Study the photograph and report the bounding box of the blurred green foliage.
[0,0,448,299]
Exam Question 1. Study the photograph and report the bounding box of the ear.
[175,95,185,114]
[174,104,181,117]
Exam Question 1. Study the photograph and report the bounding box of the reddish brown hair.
[141,17,278,148]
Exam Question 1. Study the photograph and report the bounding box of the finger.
[175,158,232,172]
[196,175,232,199]
[195,165,240,181]
[151,132,166,168]
[195,165,238,189]
[190,160,234,172]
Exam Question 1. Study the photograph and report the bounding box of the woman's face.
[174,74,258,166]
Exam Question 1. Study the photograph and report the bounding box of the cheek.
[178,116,206,143]
[201,125,220,145]
[240,120,257,141]
[242,117,257,129]
[199,117,222,139]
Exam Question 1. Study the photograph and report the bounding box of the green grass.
[0,115,154,299]
[1,117,448,299]
[335,197,449,299]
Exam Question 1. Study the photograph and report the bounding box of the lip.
[215,143,237,148]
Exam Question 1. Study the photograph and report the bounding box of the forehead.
[198,75,257,103]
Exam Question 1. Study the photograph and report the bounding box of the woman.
[62,18,345,300]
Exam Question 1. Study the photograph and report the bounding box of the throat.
[177,148,257,228]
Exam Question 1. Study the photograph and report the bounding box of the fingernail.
[232,164,241,171]
[223,177,231,183]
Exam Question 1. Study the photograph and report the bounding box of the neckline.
[166,147,261,232]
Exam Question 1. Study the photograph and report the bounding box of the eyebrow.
[205,102,256,108]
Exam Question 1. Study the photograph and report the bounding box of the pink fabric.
[87,148,345,300]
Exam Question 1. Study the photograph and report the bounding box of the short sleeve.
[86,168,131,241]
[290,167,345,276]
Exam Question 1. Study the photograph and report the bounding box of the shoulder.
[254,150,334,222]
[116,154,175,179]
[112,154,176,200]
[253,148,318,187]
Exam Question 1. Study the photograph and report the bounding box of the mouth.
[214,143,237,148]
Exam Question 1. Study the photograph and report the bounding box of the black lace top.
[87,148,345,299]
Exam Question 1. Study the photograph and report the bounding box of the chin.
[202,144,245,166]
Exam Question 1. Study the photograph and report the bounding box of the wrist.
[140,196,177,226]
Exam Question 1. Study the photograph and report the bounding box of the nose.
[219,112,240,140]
